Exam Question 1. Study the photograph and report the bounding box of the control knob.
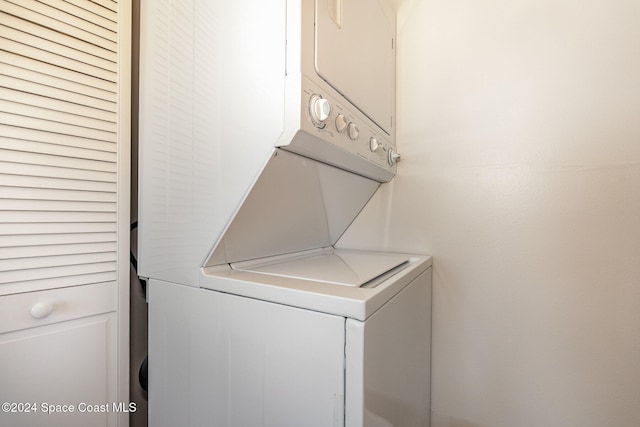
[309,94,331,128]
[335,114,348,133]
[387,148,401,166]
[347,122,359,140]
[369,137,380,152]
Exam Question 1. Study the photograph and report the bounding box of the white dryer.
[138,0,401,286]
[139,0,432,425]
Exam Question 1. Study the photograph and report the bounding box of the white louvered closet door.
[0,0,126,296]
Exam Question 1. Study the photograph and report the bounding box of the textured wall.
[338,0,640,425]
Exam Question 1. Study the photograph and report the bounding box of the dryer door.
[315,0,395,135]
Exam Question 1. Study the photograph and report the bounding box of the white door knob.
[31,301,54,319]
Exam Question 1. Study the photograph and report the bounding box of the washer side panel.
[346,267,432,426]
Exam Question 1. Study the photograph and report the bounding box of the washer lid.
[203,150,380,268]
[233,249,410,287]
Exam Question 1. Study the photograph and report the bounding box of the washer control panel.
[299,78,397,177]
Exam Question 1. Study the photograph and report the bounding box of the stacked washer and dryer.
[138,0,431,426]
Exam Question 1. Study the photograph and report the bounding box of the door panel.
[315,0,395,134]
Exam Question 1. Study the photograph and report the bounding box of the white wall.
[338,0,640,425]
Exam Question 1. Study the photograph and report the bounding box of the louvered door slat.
[0,73,116,113]
[0,149,116,172]
[1,276,116,296]
[0,222,116,235]
[0,274,116,296]
[0,112,116,142]
[0,22,116,71]
[89,0,117,14]
[0,137,117,163]
[0,252,117,272]
[0,233,116,248]
[34,0,117,33]
[0,173,116,196]
[1,52,117,101]
[0,88,116,124]
[0,211,116,223]
[0,37,116,82]
[1,12,117,62]
[0,241,117,259]
[0,199,115,213]
[0,187,116,203]
[0,124,116,153]
[0,99,116,133]
[0,161,116,182]
[0,262,116,284]
[64,0,117,22]
[0,0,117,48]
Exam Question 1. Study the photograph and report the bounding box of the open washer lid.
[232,249,409,287]
[203,150,380,268]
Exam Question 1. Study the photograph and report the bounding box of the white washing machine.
[139,0,432,425]
[150,252,431,427]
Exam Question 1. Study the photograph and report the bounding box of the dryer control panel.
[307,90,400,167]
[282,76,397,183]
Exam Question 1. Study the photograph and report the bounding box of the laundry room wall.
[337,0,640,426]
